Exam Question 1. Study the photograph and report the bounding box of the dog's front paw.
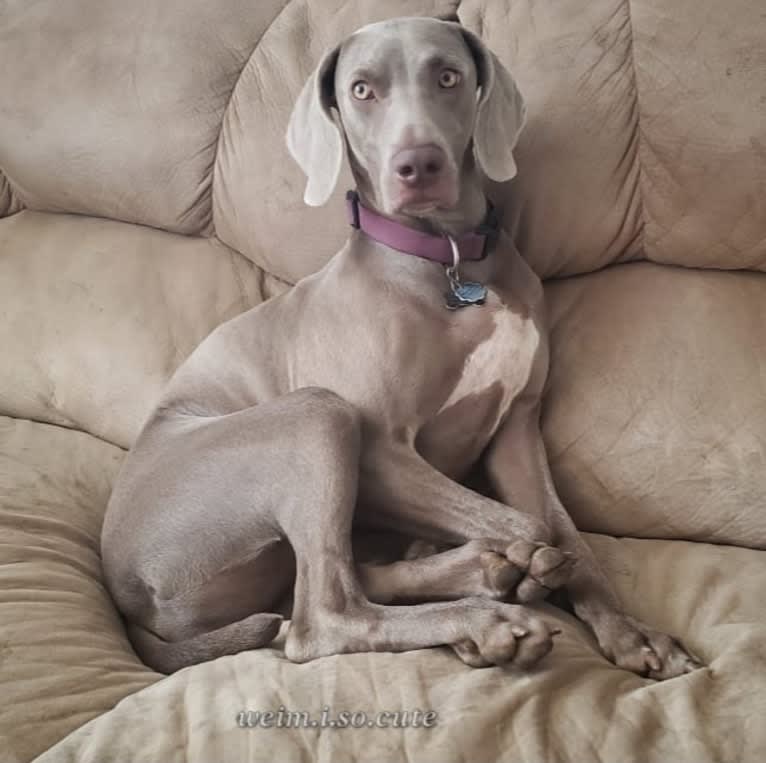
[443,538,576,602]
[497,539,577,602]
[595,614,704,680]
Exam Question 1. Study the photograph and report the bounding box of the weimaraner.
[102,17,703,679]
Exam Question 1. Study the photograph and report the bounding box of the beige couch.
[1,1,765,761]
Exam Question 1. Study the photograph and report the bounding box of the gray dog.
[102,17,702,680]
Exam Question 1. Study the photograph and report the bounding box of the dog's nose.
[392,145,445,187]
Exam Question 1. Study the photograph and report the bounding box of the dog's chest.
[416,293,541,477]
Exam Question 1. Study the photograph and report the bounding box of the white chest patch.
[442,301,540,420]
[414,293,542,478]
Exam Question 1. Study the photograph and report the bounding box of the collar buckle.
[475,201,500,260]
[346,190,361,229]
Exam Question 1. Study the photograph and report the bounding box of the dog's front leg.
[357,441,575,602]
[485,396,705,680]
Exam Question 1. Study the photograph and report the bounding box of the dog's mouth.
[392,188,460,217]
[399,200,442,215]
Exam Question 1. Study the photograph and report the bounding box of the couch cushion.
[544,261,766,547]
[460,0,644,278]
[632,0,766,271]
[0,418,157,763]
[29,519,766,763]
[0,0,286,235]
[0,211,265,448]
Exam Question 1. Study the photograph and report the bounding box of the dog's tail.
[127,612,283,674]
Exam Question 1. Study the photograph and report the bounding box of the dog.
[101,17,702,679]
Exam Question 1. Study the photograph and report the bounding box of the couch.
[1,1,765,761]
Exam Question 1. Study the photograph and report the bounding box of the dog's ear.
[460,28,527,182]
[286,45,343,206]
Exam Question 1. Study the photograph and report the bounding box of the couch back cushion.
[631,0,766,271]
[544,262,766,548]
[0,0,286,234]
[2,0,764,272]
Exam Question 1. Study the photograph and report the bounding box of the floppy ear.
[286,45,343,206]
[461,29,527,182]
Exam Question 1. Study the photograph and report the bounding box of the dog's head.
[286,17,526,217]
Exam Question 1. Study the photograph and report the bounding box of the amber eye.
[352,80,374,100]
[438,69,461,88]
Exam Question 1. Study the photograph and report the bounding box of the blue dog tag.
[453,281,487,305]
[445,282,488,310]
[443,234,487,309]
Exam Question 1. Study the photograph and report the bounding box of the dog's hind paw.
[451,601,562,668]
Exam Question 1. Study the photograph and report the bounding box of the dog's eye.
[351,80,374,100]
[438,69,461,89]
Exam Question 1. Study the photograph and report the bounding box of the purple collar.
[346,191,498,265]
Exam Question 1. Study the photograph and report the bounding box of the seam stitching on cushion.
[622,0,647,257]
[0,414,126,451]
[209,0,293,242]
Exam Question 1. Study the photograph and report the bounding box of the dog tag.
[444,283,487,310]
[443,235,487,309]
[453,281,487,305]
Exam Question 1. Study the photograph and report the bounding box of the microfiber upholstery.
[0,1,764,761]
